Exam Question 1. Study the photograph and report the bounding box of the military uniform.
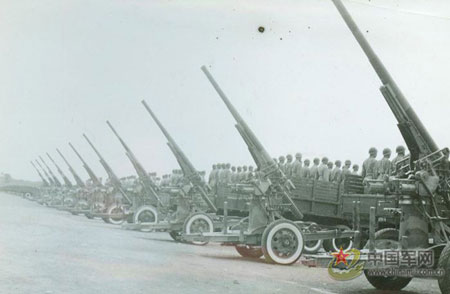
[310,158,320,179]
[291,153,302,178]
[362,148,378,180]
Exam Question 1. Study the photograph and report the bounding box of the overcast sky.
[1,0,449,182]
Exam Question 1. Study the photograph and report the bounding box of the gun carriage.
[38,156,66,207]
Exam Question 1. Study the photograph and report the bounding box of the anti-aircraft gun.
[35,159,55,186]
[39,156,62,187]
[330,0,450,291]
[56,148,85,188]
[47,153,73,188]
[30,161,49,187]
[69,142,102,187]
[83,134,132,224]
[106,120,166,226]
[140,100,228,242]
[181,66,358,264]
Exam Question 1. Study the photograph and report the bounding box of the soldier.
[310,158,320,179]
[222,163,232,184]
[318,157,329,181]
[352,164,360,175]
[217,163,225,185]
[241,165,248,182]
[342,160,352,181]
[278,156,286,174]
[377,148,392,180]
[331,160,343,183]
[300,159,311,178]
[324,161,333,182]
[285,154,294,177]
[230,166,237,183]
[247,166,255,181]
[236,166,243,183]
[169,169,178,186]
[391,145,406,175]
[208,164,218,186]
[362,147,378,181]
[291,153,303,178]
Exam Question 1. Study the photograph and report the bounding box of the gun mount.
[106,120,164,207]
[141,100,218,213]
[83,134,132,204]
[39,155,62,187]
[47,152,73,187]
[201,66,303,219]
[69,142,102,187]
[30,161,50,186]
[56,148,86,188]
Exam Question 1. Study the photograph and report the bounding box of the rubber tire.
[107,204,125,225]
[262,219,304,265]
[364,228,412,291]
[169,231,183,242]
[235,245,263,258]
[438,243,450,294]
[323,225,353,253]
[183,213,213,246]
[303,239,323,254]
[133,205,158,232]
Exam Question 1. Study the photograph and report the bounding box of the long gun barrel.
[106,120,164,206]
[56,148,86,187]
[330,0,438,161]
[39,156,62,187]
[30,161,50,186]
[35,159,55,186]
[141,100,218,213]
[47,152,73,187]
[83,134,131,204]
[201,66,303,219]
[69,142,102,187]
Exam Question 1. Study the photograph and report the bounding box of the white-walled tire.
[133,205,158,232]
[262,220,304,265]
[107,204,125,225]
[303,239,323,254]
[183,213,213,246]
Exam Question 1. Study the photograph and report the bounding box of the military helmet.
[383,148,392,155]
[231,166,236,171]
[278,155,285,162]
[237,166,242,171]
[286,154,293,160]
[321,157,329,163]
[304,159,310,164]
[396,145,405,153]
[335,160,341,166]
[295,152,302,158]
[344,160,351,165]
[226,163,231,168]
[369,147,377,155]
[313,157,320,164]
[353,164,359,169]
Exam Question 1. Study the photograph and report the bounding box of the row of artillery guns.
[11,1,449,293]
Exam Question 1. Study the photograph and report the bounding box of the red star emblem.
[332,247,350,266]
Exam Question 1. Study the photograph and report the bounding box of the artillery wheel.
[106,204,125,225]
[169,230,183,242]
[235,245,263,259]
[364,228,412,291]
[303,239,323,254]
[134,205,158,232]
[438,243,450,293]
[262,219,304,265]
[323,225,353,252]
[183,213,213,246]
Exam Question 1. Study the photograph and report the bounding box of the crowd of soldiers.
[205,145,407,187]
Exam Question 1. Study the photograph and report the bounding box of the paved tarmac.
[0,192,442,294]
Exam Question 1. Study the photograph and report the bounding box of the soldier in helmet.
[300,159,311,178]
[236,166,243,183]
[310,157,320,179]
[318,157,329,181]
[291,153,303,179]
[331,160,343,183]
[352,164,360,175]
[247,166,255,181]
[278,156,286,174]
[377,148,392,180]
[240,165,248,182]
[362,147,378,181]
[208,164,218,186]
[285,154,294,177]
[230,166,237,183]
[342,160,352,181]
[391,145,406,175]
